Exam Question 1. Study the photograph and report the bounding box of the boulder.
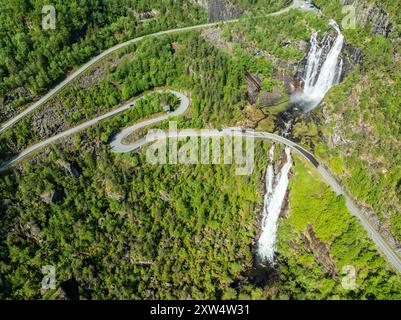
[40,190,61,204]
[56,160,81,178]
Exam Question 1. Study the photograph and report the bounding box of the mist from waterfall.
[292,19,344,112]
[257,146,293,263]
[256,17,344,265]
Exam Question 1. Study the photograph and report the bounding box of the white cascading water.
[292,19,344,112]
[256,19,344,263]
[257,146,293,262]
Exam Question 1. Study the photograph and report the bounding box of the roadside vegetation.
[0,0,400,300]
[298,0,401,242]
[0,0,206,120]
[277,157,401,300]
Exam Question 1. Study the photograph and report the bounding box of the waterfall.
[292,19,344,112]
[256,19,344,264]
[257,146,292,263]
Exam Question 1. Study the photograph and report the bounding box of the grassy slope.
[277,156,401,299]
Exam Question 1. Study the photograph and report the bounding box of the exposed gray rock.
[296,40,309,53]
[18,221,43,245]
[0,87,32,122]
[207,0,244,22]
[105,179,126,202]
[56,160,80,178]
[159,190,171,202]
[40,190,61,204]
[341,43,363,80]
[25,221,41,240]
[361,206,401,251]
[132,9,159,21]
[107,191,126,202]
[189,0,208,9]
[260,87,283,106]
[201,28,233,52]
[321,104,348,147]
[26,55,120,142]
[301,224,338,277]
[294,27,363,91]
[296,30,339,85]
[1,199,12,206]
[31,100,69,138]
[339,0,392,37]
[246,72,262,104]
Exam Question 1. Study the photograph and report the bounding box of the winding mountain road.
[111,124,401,274]
[110,91,190,153]
[0,1,311,135]
[0,0,400,274]
[2,95,401,274]
[0,90,189,170]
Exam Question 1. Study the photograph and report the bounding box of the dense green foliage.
[0,0,400,300]
[277,158,401,299]
[0,131,270,299]
[304,0,401,241]
[0,0,205,119]
[0,31,250,162]
[225,9,328,61]
[0,28,265,299]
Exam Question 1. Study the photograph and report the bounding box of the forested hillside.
[0,30,265,299]
[0,0,205,120]
[302,0,401,244]
[277,157,401,299]
[0,0,400,300]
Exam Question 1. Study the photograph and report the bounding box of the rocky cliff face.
[208,0,244,22]
[246,72,262,104]
[340,43,363,80]
[301,225,337,277]
[339,0,393,37]
[338,0,394,75]
[295,30,339,86]
[315,1,401,249]
[296,0,394,83]
[190,0,244,22]
[295,30,362,92]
